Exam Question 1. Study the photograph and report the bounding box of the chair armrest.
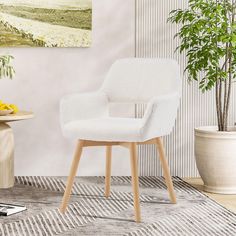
[141,92,180,139]
[60,91,109,125]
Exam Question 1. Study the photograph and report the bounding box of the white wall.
[0,0,135,176]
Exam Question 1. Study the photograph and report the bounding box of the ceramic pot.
[195,126,236,194]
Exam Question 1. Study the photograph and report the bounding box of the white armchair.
[60,58,181,222]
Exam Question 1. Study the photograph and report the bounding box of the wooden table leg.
[0,123,14,188]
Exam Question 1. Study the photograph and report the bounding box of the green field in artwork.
[0,0,92,47]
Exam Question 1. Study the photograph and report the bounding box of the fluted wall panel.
[135,0,236,177]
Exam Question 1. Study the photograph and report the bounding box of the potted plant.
[168,0,236,193]
[0,55,14,79]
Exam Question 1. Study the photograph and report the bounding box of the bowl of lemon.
[0,101,19,116]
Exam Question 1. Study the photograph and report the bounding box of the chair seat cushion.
[63,117,144,142]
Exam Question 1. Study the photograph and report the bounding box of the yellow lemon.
[0,104,9,111]
[9,104,19,114]
[0,101,19,113]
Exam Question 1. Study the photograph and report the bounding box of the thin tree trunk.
[216,80,222,131]
[224,52,232,131]
[219,79,223,130]
[223,4,235,131]
[223,44,229,131]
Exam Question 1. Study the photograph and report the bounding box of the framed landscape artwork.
[0,0,92,47]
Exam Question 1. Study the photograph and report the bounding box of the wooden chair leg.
[156,137,177,204]
[105,146,112,198]
[130,142,141,223]
[60,140,84,213]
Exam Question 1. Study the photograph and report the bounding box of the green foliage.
[169,0,235,91]
[0,55,15,79]
[168,0,236,131]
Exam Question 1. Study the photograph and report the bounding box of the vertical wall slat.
[135,0,236,177]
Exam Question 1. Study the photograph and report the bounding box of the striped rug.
[0,176,235,235]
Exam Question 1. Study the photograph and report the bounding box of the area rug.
[0,176,235,236]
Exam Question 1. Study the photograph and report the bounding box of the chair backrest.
[101,58,181,103]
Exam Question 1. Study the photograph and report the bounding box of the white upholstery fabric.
[61,58,181,142]
[63,118,143,142]
[101,58,180,102]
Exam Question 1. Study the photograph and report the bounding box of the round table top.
[0,111,34,122]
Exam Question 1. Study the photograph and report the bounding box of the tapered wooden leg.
[60,140,84,213]
[130,143,141,222]
[105,146,112,198]
[156,137,177,204]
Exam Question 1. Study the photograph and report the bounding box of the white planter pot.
[195,126,236,194]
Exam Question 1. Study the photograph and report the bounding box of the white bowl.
[0,110,13,116]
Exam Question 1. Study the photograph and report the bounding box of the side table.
[0,111,34,188]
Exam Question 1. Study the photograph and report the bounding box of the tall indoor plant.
[169,0,236,193]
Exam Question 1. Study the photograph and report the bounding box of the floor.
[1,176,236,235]
[185,178,236,213]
